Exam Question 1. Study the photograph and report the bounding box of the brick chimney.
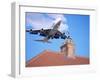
[60,37,76,59]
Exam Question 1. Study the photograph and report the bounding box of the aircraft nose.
[58,20,61,25]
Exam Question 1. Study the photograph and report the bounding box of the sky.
[25,12,90,61]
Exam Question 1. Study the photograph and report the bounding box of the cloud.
[26,13,53,29]
[46,14,67,22]
[26,13,68,33]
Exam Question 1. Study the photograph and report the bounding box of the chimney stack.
[60,36,76,59]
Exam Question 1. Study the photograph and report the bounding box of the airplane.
[26,18,69,43]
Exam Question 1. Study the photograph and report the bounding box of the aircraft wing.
[26,29,51,36]
[26,29,40,34]
[26,29,67,39]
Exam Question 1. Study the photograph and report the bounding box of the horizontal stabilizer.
[34,40,51,43]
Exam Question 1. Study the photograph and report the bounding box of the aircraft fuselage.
[48,20,61,39]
